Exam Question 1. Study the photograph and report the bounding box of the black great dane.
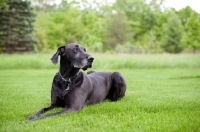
[27,43,126,121]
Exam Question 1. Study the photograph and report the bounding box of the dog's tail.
[107,72,126,101]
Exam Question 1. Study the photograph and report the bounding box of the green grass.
[0,53,200,69]
[0,54,200,132]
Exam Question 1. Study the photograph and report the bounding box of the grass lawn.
[0,67,200,131]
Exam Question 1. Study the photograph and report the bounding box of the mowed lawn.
[0,54,200,132]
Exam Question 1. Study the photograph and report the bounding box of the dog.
[27,43,126,121]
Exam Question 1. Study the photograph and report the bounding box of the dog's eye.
[73,47,78,52]
[84,48,86,52]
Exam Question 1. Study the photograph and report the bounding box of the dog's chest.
[56,82,71,99]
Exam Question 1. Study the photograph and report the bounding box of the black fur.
[27,43,126,121]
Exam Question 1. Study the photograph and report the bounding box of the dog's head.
[51,43,94,70]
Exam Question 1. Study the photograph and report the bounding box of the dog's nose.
[88,56,94,62]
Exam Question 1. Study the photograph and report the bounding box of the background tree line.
[1,0,200,53]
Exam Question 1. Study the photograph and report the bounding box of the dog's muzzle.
[88,56,94,63]
[87,56,94,68]
[82,56,94,70]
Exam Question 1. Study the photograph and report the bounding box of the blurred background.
[0,0,200,54]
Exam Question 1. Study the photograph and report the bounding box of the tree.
[177,6,193,27]
[80,10,105,52]
[114,0,164,52]
[0,0,8,52]
[0,0,36,53]
[0,0,8,9]
[161,11,184,53]
[181,12,200,53]
[35,7,85,50]
[104,9,131,49]
[148,29,162,53]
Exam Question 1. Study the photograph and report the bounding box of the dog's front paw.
[27,115,36,120]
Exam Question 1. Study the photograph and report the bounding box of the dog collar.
[58,70,80,90]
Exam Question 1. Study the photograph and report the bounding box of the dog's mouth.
[73,61,93,71]
[82,63,93,71]
[82,56,94,70]
[73,56,94,71]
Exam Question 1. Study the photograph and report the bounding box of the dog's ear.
[51,46,65,64]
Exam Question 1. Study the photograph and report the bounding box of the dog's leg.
[27,106,57,120]
[27,88,65,121]
[30,107,79,121]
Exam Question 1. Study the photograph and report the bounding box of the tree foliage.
[80,10,105,52]
[104,9,131,49]
[0,0,36,53]
[181,12,200,53]
[162,11,184,53]
[1,0,200,53]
